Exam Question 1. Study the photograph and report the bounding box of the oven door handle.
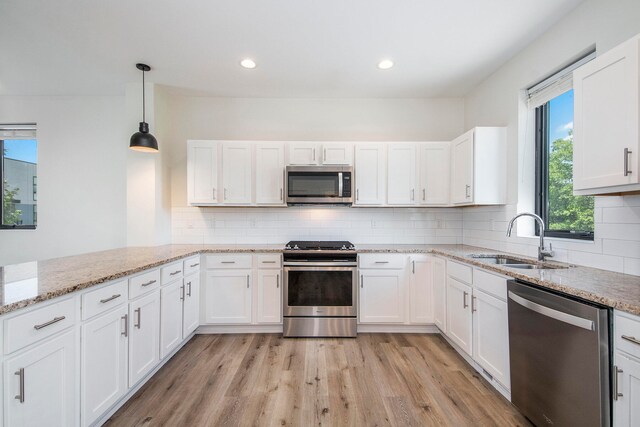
[283,262,357,267]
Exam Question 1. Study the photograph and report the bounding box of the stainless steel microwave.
[285,166,353,205]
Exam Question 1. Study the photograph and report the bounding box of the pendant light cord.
[142,68,146,123]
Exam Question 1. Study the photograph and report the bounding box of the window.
[529,55,595,240]
[1,124,37,229]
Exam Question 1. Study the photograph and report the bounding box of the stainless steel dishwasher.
[507,280,611,427]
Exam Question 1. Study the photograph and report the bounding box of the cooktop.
[284,240,355,251]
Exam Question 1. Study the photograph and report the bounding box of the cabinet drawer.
[257,254,282,269]
[5,297,77,354]
[615,312,640,358]
[447,260,472,284]
[82,280,128,320]
[473,269,507,301]
[129,269,161,299]
[183,256,201,276]
[161,261,184,285]
[359,254,406,269]
[206,254,252,269]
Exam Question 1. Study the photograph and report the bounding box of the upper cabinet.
[288,142,353,165]
[450,127,506,206]
[255,143,285,205]
[354,144,386,205]
[573,34,640,195]
[419,142,450,206]
[187,141,219,205]
[222,143,252,204]
[387,144,418,205]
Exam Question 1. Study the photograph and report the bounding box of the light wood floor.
[105,334,530,427]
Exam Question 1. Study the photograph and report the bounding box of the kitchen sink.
[469,254,567,270]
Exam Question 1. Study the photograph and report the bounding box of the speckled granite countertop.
[2,243,640,317]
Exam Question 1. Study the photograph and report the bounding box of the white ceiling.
[0,0,584,98]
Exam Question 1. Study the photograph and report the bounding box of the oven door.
[283,264,357,317]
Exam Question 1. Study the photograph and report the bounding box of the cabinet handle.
[262,260,276,264]
[411,189,415,201]
[247,275,250,288]
[190,263,200,267]
[221,261,236,264]
[613,365,623,400]
[277,274,280,288]
[134,307,141,329]
[324,148,327,161]
[463,291,469,309]
[15,368,25,403]
[141,279,156,287]
[412,260,415,274]
[100,294,121,304]
[280,188,283,201]
[180,284,185,301]
[224,188,228,200]
[170,270,181,276]
[465,185,471,198]
[313,148,316,161]
[423,188,426,201]
[361,274,364,288]
[122,314,128,337]
[622,335,640,346]
[187,281,192,297]
[33,316,65,330]
[356,189,359,201]
[624,148,633,176]
[471,295,477,312]
[375,261,389,264]
[213,188,216,200]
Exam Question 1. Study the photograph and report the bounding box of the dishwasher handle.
[508,290,595,331]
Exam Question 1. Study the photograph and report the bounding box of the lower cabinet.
[256,269,282,324]
[128,290,160,387]
[182,272,200,337]
[409,255,433,324]
[160,280,184,359]
[81,306,128,426]
[614,352,640,427]
[359,270,405,323]
[446,277,473,355]
[432,257,447,331]
[203,270,253,324]
[4,329,77,427]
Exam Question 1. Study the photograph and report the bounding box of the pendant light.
[129,63,158,152]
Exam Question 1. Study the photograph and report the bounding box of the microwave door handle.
[338,172,343,197]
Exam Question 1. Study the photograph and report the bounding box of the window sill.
[517,233,595,245]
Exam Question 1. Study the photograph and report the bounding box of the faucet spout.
[506,212,554,261]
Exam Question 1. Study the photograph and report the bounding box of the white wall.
[0,96,128,265]
[462,0,640,275]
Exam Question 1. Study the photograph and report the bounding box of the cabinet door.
[203,270,252,324]
[574,37,639,191]
[82,306,128,426]
[321,143,353,165]
[289,142,318,165]
[419,142,450,205]
[160,280,183,359]
[409,256,433,324]
[221,143,253,204]
[451,130,474,204]
[256,269,282,324]
[387,144,418,205]
[432,257,447,332]
[614,352,640,427]
[183,273,200,337]
[129,291,160,387]
[187,140,218,205]
[446,277,472,355]
[472,289,510,389]
[354,144,386,205]
[255,143,285,205]
[359,270,405,323]
[4,329,77,427]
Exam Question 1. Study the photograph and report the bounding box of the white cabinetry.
[255,143,285,205]
[256,268,282,324]
[354,144,386,205]
[573,34,640,195]
[128,290,160,387]
[613,311,640,426]
[288,142,352,165]
[182,272,200,337]
[409,255,433,324]
[450,127,506,206]
[221,143,252,204]
[159,280,184,359]
[322,143,353,165]
[446,276,473,355]
[358,254,407,324]
[419,143,450,205]
[4,329,77,427]
[203,270,252,324]
[187,140,219,205]
[387,144,417,205]
[432,256,447,331]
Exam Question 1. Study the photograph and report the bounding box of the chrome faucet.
[506,212,554,261]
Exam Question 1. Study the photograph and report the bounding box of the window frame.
[0,138,37,230]
[534,100,594,241]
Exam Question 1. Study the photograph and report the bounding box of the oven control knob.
[293,244,299,250]
[285,244,291,250]
[341,245,347,250]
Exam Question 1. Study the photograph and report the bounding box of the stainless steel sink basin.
[469,254,567,270]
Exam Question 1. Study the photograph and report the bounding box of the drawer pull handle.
[471,295,477,313]
[361,274,364,288]
[170,270,181,276]
[34,316,66,330]
[15,368,25,403]
[134,308,141,329]
[100,294,121,304]
[180,285,185,301]
[374,261,389,264]
[622,335,640,346]
[277,274,280,288]
[187,281,192,297]
[262,261,276,264]
[624,148,633,176]
[613,365,623,400]
[141,279,156,287]
[122,314,128,337]
[247,275,250,288]
[463,292,469,309]
[190,263,200,267]
[221,261,236,264]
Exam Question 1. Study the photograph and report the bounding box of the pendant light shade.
[129,63,158,152]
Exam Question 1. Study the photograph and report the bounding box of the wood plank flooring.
[105,334,531,427]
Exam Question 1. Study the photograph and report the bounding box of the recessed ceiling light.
[377,59,394,70]
[240,58,257,69]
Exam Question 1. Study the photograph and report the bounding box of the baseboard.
[196,324,283,334]
[357,324,440,333]
[92,332,196,427]
[438,333,511,401]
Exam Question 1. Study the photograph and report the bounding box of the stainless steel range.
[283,240,357,337]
